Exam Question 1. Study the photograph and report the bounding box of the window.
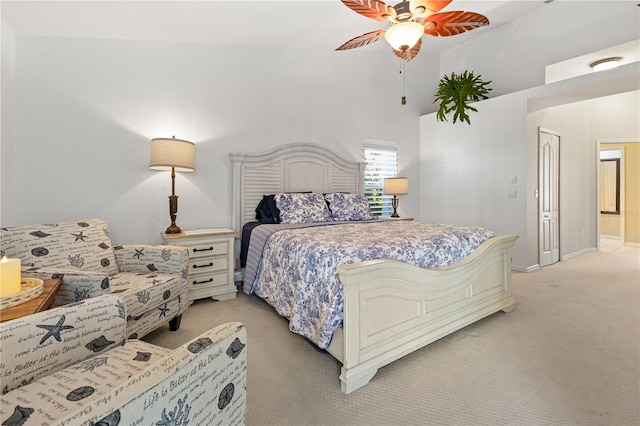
[363,143,398,216]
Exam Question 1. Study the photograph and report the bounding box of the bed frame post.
[336,277,382,394]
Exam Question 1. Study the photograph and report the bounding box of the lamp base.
[390,195,400,218]
[165,194,182,234]
[165,224,182,234]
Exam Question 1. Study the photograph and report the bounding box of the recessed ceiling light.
[589,57,623,72]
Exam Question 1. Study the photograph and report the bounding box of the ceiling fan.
[336,0,490,62]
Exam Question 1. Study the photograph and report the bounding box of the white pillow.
[324,193,375,221]
[274,193,333,224]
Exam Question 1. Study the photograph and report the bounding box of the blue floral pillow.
[324,193,376,221]
[275,193,333,224]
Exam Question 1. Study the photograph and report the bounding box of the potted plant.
[433,70,492,124]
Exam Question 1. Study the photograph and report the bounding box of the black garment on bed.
[240,221,264,268]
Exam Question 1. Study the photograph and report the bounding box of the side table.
[0,278,63,322]
[163,228,237,303]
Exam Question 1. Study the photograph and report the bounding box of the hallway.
[600,237,640,254]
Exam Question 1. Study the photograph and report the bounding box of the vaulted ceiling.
[1,0,549,54]
[3,1,638,82]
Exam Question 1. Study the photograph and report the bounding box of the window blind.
[363,144,398,216]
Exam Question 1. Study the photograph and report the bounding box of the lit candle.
[0,256,21,298]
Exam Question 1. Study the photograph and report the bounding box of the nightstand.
[163,229,237,303]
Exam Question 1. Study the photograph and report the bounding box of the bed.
[230,143,517,394]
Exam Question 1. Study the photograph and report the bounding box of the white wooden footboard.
[328,235,518,394]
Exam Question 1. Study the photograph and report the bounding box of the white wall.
[3,34,439,245]
[421,0,640,270]
[421,91,529,268]
[3,0,639,266]
[434,1,639,102]
[422,63,639,271]
[1,17,16,225]
[529,91,640,259]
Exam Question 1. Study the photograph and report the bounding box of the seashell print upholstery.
[0,295,247,425]
[1,220,120,275]
[0,218,189,339]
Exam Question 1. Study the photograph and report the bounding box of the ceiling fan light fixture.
[384,21,424,51]
[589,57,622,72]
[412,5,427,17]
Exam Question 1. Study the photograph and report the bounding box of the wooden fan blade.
[410,0,452,17]
[393,38,422,62]
[423,11,489,37]
[340,0,396,22]
[336,30,386,51]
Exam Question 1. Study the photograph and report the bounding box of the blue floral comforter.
[246,221,494,349]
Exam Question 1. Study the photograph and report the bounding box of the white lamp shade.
[384,177,409,195]
[149,137,195,172]
[384,21,424,51]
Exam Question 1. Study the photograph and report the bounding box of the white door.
[539,128,560,267]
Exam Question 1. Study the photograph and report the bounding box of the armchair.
[0,294,247,425]
[0,218,189,339]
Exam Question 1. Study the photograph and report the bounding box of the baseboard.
[516,247,599,272]
[624,241,640,248]
[601,235,621,240]
[511,264,539,273]
[562,247,595,261]
[526,264,540,272]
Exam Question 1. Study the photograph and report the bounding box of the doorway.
[539,128,560,267]
[597,139,640,251]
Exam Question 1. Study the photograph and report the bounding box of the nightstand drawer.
[189,256,228,274]
[185,241,229,258]
[163,228,236,302]
[190,270,229,287]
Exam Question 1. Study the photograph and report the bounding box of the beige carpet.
[144,249,640,425]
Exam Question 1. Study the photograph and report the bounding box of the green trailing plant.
[434,70,492,125]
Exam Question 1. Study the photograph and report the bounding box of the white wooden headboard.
[230,143,365,235]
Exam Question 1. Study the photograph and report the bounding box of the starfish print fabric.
[0,297,247,426]
[0,219,119,276]
[36,315,75,344]
[0,218,190,339]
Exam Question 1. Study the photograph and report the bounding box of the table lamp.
[383,177,409,218]
[149,136,195,234]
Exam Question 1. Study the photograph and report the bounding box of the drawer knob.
[193,278,214,285]
[193,247,214,252]
[193,262,214,269]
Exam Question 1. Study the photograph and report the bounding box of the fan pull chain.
[400,60,407,105]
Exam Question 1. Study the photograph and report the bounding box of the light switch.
[510,175,518,184]
[507,189,517,198]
